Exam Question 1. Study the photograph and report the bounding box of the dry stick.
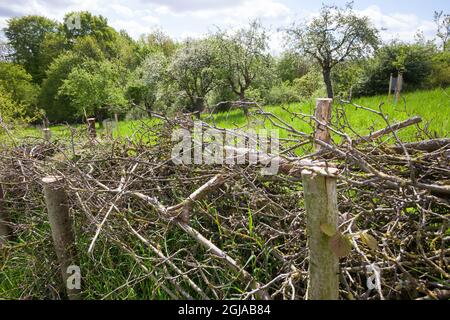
[85,172,270,300]
[42,176,82,300]
[390,138,450,153]
[0,184,11,246]
[124,218,210,299]
[353,116,422,145]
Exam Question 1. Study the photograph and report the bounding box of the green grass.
[209,87,450,142]
[4,88,448,144]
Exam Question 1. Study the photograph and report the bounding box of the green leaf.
[360,231,379,251]
[320,223,336,237]
[329,231,352,257]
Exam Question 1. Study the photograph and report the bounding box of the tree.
[434,11,450,51]
[0,62,39,114]
[4,15,59,83]
[127,52,168,115]
[168,39,219,118]
[276,51,312,83]
[0,86,29,127]
[286,2,380,98]
[58,59,128,121]
[214,20,270,114]
[39,52,82,122]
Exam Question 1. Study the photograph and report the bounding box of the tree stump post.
[43,128,52,142]
[314,98,333,151]
[87,118,96,139]
[302,97,339,300]
[0,184,11,246]
[114,113,120,139]
[388,73,393,100]
[302,168,339,300]
[42,176,82,300]
[394,72,403,104]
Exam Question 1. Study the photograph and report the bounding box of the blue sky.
[0,0,449,53]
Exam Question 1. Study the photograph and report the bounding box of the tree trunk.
[239,91,248,116]
[194,98,204,119]
[322,67,334,99]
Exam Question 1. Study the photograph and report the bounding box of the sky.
[0,0,449,54]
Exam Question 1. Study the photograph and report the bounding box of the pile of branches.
[0,100,448,300]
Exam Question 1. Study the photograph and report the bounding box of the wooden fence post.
[0,184,11,246]
[302,168,339,300]
[87,118,96,139]
[388,73,393,100]
[114,113,120,139]
[314,98,333,151]
[302,97,339,300]
[395,72,403,103]
[42,176,82,300]
[43,128,52,142]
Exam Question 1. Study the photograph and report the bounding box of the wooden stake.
[43,128,52,142]
[302,167,339,300]
[314,98,333,151]
[87,118,96,139]
[388,73,393,100]
[114,113,120,139]
[395,72,403,104]
[42,176,82,300]
[0,184,11,246]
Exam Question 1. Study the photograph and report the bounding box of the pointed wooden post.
[302,98,339,300]
[43,128,52,142]
[42,176,82,300]
[114,113,120,139]
[388,73,393,100]
[314,98,333,151]
[302,167,339,300]
[0,185,11,246]
[87,118,96,139]
[395,72,403,104]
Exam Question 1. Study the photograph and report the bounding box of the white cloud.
[356,5,436,42]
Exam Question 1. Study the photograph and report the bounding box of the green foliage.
[59,59,128,119]
[0,62,39,115]
[427,51,450,87]
[357,42,434,96]
[276,51,311,82]
[0,86,30,126]
[215,20,271,101]
[168,39,219,115]
[286,2,380,98]
[39,52,81,123]
[4,15,59,83]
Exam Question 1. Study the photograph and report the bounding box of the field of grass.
[5,88,447,145]
[209,87,449,142]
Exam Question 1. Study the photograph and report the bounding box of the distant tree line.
[0,3,449,125]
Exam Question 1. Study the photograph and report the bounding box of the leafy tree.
[0,62,39,112]
[58,59,128,121]
[276,51,311,82]
[214,20,270,114]
[168,39,219,118]
[138,29,177,59]
[127,52,168,114]
[4,15,59,83]
[357,42,434,96]
[434,11,450,51]
[39,52,82,122]
[0,86,29,127]
[286,2,379,98]
[62,11,118,58]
